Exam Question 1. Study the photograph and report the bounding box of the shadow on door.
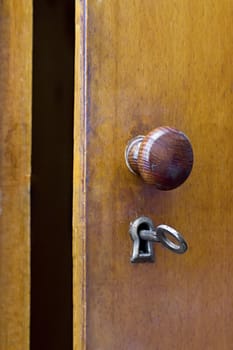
[31,1,74,349]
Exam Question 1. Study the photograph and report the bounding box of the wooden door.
[0,1,32,349]
[74,1,233,349]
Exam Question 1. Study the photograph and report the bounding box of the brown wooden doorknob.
[125,126,193,190]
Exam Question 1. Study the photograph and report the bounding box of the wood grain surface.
[73,1,87,350]
[74,1,233,349]
[0,1,32,349]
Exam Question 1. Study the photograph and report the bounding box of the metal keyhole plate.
[129,216,155,263]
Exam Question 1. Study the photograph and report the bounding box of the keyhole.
[138,223,150,254]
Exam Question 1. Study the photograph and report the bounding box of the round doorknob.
[125,126,193,190]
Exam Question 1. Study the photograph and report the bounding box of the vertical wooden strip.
[73,1,87,349]
[0,1,32,349]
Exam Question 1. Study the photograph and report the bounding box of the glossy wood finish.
[73,2,86,350]
[74,1,233,349]
[0,1,32,349]
[127,126,193,190]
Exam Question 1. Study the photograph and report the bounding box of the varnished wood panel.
[73,1,86,350]
[0,1,32,350]
[74,1,233,349]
